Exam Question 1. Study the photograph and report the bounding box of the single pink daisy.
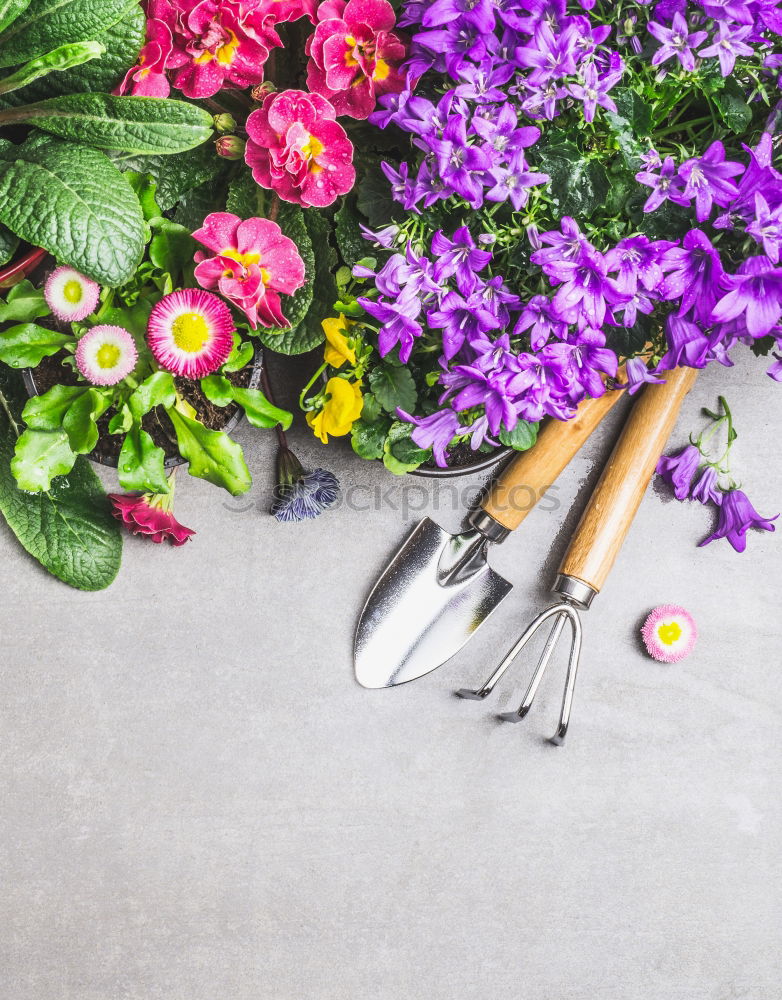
[45,266,101,323]
[641,605,698,663]
[75,325,138,386]
[147,288,235,379]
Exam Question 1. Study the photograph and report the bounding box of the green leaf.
[0,0,139,67]
[357,163,404,228]
[0,6,145,104]
[114,144,224,213]
[12,427,76,489]
[714,86,753,134]
[0,136,145,285]
[351,417,388,460]
[200,374,292,430]
[23,383,86,429]
[127,371,175,420]
[0,278,49,322]
[4,93,214,153]
[61,386,110,452]
[498,419,539,451]
[368,364,417,414]
[167,405,251,495]
[222,338,254,373]
[0,367,121,589]
[0,39,103,95]
[117,423,168,493]
[382,423,426,475]
[360,392,382,423]
[226,170,262,217]
[335,194,368,268]
[125,170,160,221]
[149,219,195,281]
[0,323,71,367]
[0,0,31,33]
[0,221,18,265]
[258,204,318,354]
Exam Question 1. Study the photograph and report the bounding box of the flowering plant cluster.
[302,0,782,473]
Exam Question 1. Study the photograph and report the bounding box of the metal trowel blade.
[354,517,512,688]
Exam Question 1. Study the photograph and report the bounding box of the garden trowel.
[354,386,627,688]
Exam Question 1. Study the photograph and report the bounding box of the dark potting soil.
[30,353,255,464]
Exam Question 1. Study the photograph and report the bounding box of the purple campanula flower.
[656,444,702,500]
[620,356,666,395]
[531,216,592,269]
[452,63,515,102]
[427,290,501,359]
[381,161,419,211]
[359,224,401,250]
[746,193,782,263]
[514,21,580,85]
[429,116,493,208]
[605,235,675,294]
[568,55,624,123]
[617,14,643,54]
[698,489,778,552]
[569,328,619,397]
[360,298,424,363]
[485,152,549,211]
[480,275,522,322]
[640,147,663,171]
[768,352,782,381]
[678,141,744,222]
[519,80,568,119]
[711,255,782,338]
[397,407,463,467]
[546,247,629,328]
[616,288,655,327]
[657,314,712,369]
[431,226,493,292]
[447,361,521,435]
[698,22,754,76]
[421,0,496,33]
[471,105,540,156]
[636,156,689,213]
[718,133,782,228]
[513,295,566,349]
[648,13,708,71]
[690,465,722,506]
[698,0,755,25]
[412,160,450,209]
[660,229,724,324]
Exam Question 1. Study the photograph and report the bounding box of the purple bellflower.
[699,489,778,552]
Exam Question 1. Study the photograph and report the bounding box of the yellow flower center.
[96,344,121,369]
[63,279,83,304]
[172,312,210,353]
[216,29,239,66]
[372,58,390,81]
[301,133,325,161]
[221,247,261,270]
[657,622,682,646]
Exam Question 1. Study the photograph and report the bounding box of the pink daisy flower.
[44,266,101,323]
[245,89,356,208]
[641,605,698,663]
[193,212,306,329]
[75,325,138,386]
[147,288,234,379]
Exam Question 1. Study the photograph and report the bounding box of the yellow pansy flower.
[322,316,356,368]
[307,377,363,443]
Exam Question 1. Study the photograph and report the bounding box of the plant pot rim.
[408,445,513,478]
[22,348,265,470]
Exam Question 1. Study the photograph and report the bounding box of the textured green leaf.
[357,164,404,227]
[368,364,417,414]
[167,405,251,495]
[117,423,168,493]
[259,205,318,355]
[226,170,263,217]
[0,278,49,322]
[0,221,18,265]
[0,40,103,95]
[0,368,122,590]
[0,0,138,67]
[12,427,76,489]
[0,323,72,367]
[498,419,538,451]
[351,417,388,460]
[113,144,225,214]
[0,7,144,105]
[0,137,145,285]
[335,194,368,268]
[0,0,31,33]
[149,219,195,281]
[4,93,214,153]
[714,87,752,134]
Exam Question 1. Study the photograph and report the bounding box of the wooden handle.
[558,365,698,594]
[482,384,626,532]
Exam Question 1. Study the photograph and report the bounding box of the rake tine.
[549,609,583,746]
[498,610,569,723]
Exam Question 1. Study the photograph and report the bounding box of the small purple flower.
[678,141,744,222]
[698,489,778,553]
[648,13,708,72]
[568,54,624,123]
[636,156,689,213]
[711,255,782,338]
[617,14,642,54]
[698,22,753,76]
[569,328,618,397]
[431,226,492,293]
[621,356,666,395]
[657,314,712,370]
[746,193,782,263]
[397,407,463,468]
[272,451,340,523]
[656,444,702,500]
[605,235,675,294]
[513,294,564,349]
[661,229,725,324]
[545,247,629,328]
[690,465,722,506]
[514,21,580,85]
[427,289,500,359]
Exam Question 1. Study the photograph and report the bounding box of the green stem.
[0,387,20,437]
[299,362,328,410]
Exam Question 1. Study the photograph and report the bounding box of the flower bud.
[213,113,237,133]
[215,135,246,160]
[251,81,276,102]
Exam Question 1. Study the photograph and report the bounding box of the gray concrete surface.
[1,349,780,1000]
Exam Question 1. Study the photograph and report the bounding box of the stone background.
[1,350,780,999]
